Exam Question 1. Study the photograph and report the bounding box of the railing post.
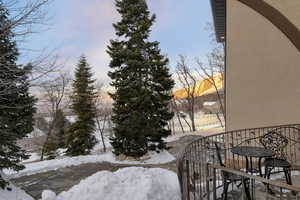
[213,167,217,200]
[186,160,190,200]
[206,163,210,200]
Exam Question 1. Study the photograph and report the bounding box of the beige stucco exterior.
[226,0,300,131]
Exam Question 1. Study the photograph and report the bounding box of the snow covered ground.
[27,127,45,138]
[20,134,111,163]
[41,167,181,200]
[21,153,40,164]
[0,183,34,200]
[4,151,175,178]
[92,134,112,153]
[0,173,33,200]
[164,131,202,143]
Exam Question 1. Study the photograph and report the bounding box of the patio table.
[231,146,275,176]
[231,146,275,199]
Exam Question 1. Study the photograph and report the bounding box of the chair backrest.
[214,143,225,167]
[259,129,289,159]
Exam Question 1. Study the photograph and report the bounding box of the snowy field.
[4,151,175,178]
[41,167,181,200]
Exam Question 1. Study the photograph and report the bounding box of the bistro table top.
[231,146,275,158]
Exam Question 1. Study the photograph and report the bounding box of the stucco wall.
[226,0,300,131]
[264,0,300,28]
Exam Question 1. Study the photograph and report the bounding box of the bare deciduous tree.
[175,55,199,132]
[0,0,60,97]
[39,72,71,160]
[170,99,186,133]
[94,82,112,153]
[195,45,225,127]
[2,0,53,39]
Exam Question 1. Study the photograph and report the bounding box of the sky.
[22,0,215,84]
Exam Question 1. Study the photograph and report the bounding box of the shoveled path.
[12,135,202,199]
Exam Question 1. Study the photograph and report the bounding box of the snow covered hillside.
[41,167,181,200]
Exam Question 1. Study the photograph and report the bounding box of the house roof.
[210,0,226,43]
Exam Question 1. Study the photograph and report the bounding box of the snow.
[0,184,34,200]
[42,190,57,200]
[40,167,181,200]
[4,151,175,178]
[27,127,45,138]
[65,115,76,123]
[203,101,216,106]
[164,127,223,143]
[21,152,40,163]
[92,134,112,153]
[0,172,34,200]
[165,132,201,142]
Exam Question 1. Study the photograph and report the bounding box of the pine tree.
[107,0,174,157]
[66,56,97,156]
[0,4,36,189]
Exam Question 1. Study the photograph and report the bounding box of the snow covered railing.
[177,123,300,200]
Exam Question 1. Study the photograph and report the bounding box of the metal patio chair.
[215,143,251,200]
[259,128,295,193]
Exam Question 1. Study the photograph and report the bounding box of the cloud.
[54,0,118,40]
[50,0,176,83]
[47,0,121,82]
[47,0,201,84]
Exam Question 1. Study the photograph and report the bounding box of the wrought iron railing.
[177,124,300,200]
[208,164,300,200]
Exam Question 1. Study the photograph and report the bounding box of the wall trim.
[237,0,300,52]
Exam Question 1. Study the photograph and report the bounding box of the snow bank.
[42,190,57,200]
[0,184,34,200]
[41,167,181,200]
[21,152,40,163]
[4,151,175,178]
[0,172,34,200]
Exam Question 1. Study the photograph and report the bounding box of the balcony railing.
[177,124,300,200]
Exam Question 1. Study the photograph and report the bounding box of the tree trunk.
[190,115,196,132]
[41,122,54,161]
[215,113,224,128]
[182,116,192,132]
[172,101,185,134]
[96,116,106,152]
[171,118,175,134]
[189,108,196,132]
[176,112,185,133]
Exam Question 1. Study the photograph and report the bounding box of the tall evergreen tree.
[107,0,174,157]
[66,56,97,156]
[0,4,36,189]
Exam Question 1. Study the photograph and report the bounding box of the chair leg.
[222,180,229,200]
[264,165,269,178]
[265,166,274,194]
[283,167,292,185]
[242,178,251,200]
[284,167,297,195]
